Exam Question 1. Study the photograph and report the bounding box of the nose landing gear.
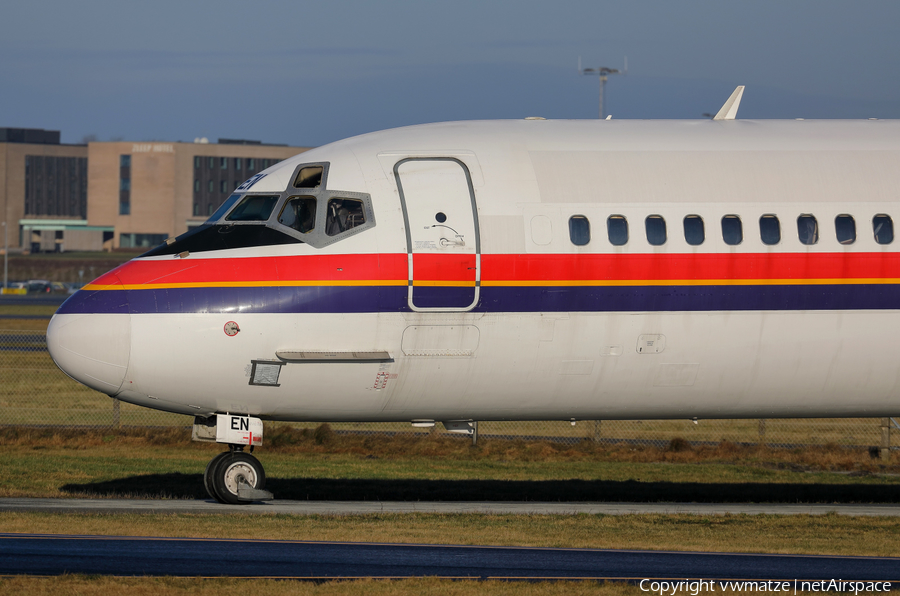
[193,414,273,504]
[204,447,272,504]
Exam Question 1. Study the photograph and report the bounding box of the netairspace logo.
[639,579,893,595]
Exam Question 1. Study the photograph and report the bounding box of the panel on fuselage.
[395,159,480,311]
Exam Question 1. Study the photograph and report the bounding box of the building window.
[208,180,214,192]
[235,158,242,170]
[24,155,88,218]
[874,214,894,244]
[568,215,590,246]
[119,154,131,215]
[194,179,200,193]
[607,215,628,246]
[721,215,743,245]
[760,215,780,245]
[220,157,227,169]
[120,233,167,248]
[645,215,666,246]
[683,215,704,246]
[263,159,270,169]
[194,156,200,169]
[248,158,256,171]
[797,214,819,245]
[220,180,227,193]
[208,203,215,216]
[208,157,215,169]
[835,214,856,245]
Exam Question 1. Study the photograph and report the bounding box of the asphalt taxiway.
[2,533,898,580]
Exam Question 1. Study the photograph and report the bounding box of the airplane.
[47,88,900,504]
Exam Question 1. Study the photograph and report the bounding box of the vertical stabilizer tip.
[713,86,745,120]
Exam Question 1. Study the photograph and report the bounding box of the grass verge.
[0,426,897,502]
[0,577,640,596]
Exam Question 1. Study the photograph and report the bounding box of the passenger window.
[873,214,894,244]
[760,215,780,245]
[569,215,590,246]
[225,195,279,221]
[278,196,317,233]
[835,214,856,245]
[721,215,743,246]
[645,215,666,246]
[326,198,366,236]
[797,214,819,245]
[294,166,323,189]
[607,215,628,246]
[683,215,704,246]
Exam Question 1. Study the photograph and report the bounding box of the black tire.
[204,451,232,503]
[211,452,266,505]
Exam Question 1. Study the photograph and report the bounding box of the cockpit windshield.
[206,193,242,224]
[226,195,280,221]
[143,161,374,257]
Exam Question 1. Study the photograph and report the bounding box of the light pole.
[2,221,7,291]
[579,57,626,119]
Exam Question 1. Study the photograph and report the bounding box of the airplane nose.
[47,283,131,396]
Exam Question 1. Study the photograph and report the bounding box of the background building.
[87,139,309,249]
[1,127,110,252]
[2,129,310,253]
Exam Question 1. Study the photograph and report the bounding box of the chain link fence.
[1,324,896,451]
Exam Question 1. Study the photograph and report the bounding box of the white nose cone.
[47,314,131,396]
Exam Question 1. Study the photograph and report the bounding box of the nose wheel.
[204,450,271,504]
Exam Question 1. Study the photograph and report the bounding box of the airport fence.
[1,324,897,451]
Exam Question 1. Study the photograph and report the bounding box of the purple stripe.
[57,284,900,315]
[477,285,900,312]
[57,289,130,315]
[412,286,477,309]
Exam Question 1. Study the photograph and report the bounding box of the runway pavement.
[2,533,898,580]
[3,498,900,516]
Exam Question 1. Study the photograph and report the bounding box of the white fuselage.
[48,119,900,422]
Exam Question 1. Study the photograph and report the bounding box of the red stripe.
[92,252,900,287]
[482,253,900,281]
[413,254,477,282]
[108,254,408,285]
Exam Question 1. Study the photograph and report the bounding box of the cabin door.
[394,158,480,311]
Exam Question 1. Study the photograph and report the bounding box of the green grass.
[0,577,637,596]
[0,428,897,501]
[0,305,56,318]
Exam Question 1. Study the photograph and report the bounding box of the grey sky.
[2,1,899,146]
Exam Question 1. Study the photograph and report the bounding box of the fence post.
[472,421,478,446]
[593,420,602,443]
[113,398,120,428]
[881,418,891,460]
[758,419,766,447]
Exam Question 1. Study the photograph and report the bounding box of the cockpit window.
[294,166,323,189]
[206,193,242,223]
[225,195,280,221]
[278,196,317,233]
[326,198,366,236]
